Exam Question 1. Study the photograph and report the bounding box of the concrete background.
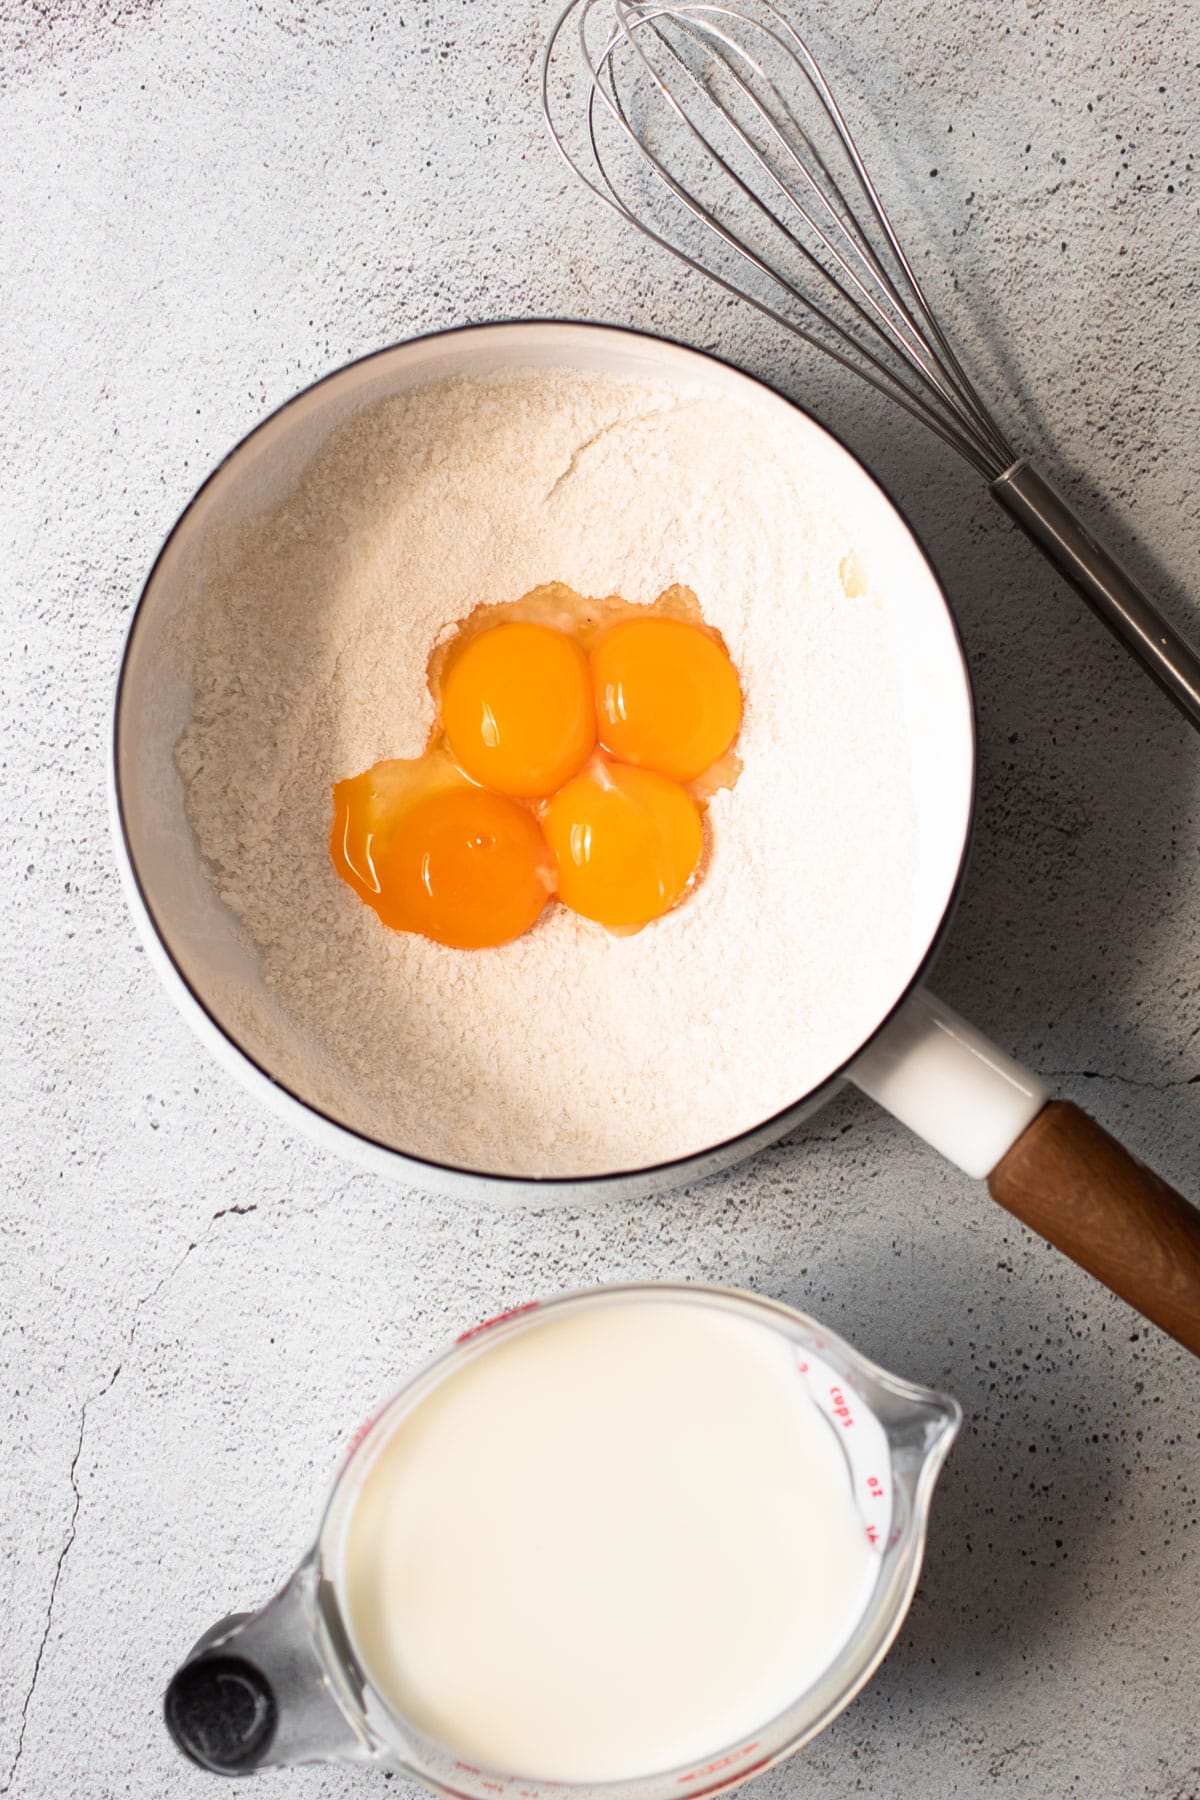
[2,1,1198,1795]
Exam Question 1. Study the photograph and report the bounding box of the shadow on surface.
[772,1219,1135,1715]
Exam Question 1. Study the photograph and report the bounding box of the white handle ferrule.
[851,991,1049,1180]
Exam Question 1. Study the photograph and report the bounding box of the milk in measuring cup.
[339,1299,880,1782]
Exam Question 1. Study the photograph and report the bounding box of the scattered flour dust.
[175,368,919,1178]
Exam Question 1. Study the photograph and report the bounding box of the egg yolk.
[541,759,703,928]
[331,765,552,949]
[591,617,742,782]
[441,621,595,798]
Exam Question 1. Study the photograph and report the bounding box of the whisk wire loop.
[601,15,957,419]
[545,0,1016,478]
[626,9,998,445]
[542,0,1200,734]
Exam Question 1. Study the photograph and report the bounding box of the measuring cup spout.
[164,1563,369,1776]
[874,1384,962,1497]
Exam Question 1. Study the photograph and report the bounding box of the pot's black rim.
[112,317,978,1192]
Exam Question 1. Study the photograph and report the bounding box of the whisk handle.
[990,459,1200,731]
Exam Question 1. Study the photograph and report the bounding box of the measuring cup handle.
[989,1102,1200,1355]
[165,1567,368,1775]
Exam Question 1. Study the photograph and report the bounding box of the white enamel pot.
[111,322,1200,1353]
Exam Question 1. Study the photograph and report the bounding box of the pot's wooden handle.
[988,1101,1200,1356]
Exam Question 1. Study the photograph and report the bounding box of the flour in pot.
[175,368,921,1177]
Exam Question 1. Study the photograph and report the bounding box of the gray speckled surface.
[3,1,1199,1795]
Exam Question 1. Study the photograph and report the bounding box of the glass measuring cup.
[164,1283,960,1795]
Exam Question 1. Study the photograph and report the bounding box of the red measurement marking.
[683,1755,771,1798]
[797,1359,809,1373]
[340,1402,386,1469]
[678,1744,761,1783]
[866,1474,886,1499]
[457,1302,540,1344]
[865,1523,879,1545]
[454,1764,482,1776]
[829,1385,855,1428]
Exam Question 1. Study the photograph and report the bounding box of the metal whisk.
[542,0,1200,729]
